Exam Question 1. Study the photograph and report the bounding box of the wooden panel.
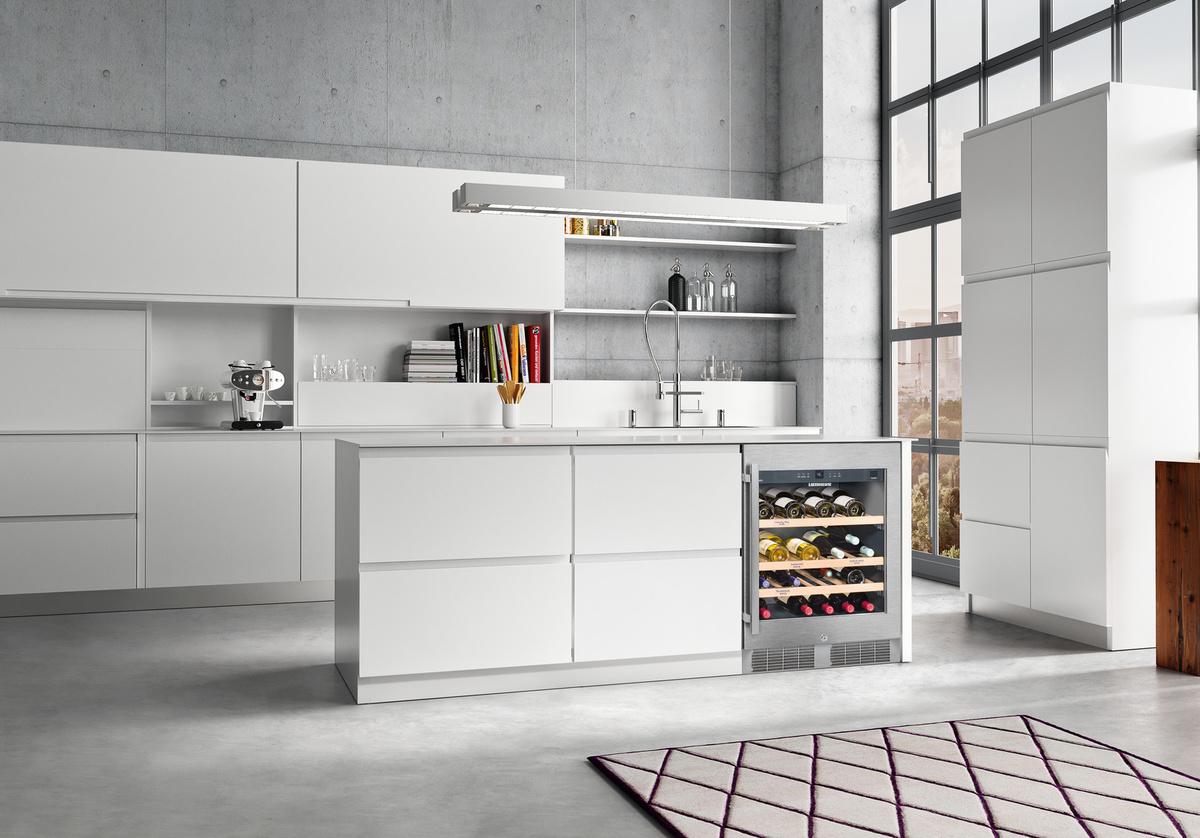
[0,518,135,594]
[1032,92,1108,263]
[962,275,1032,439]
[146,435,301,587]
[0,141,296,298]
[573,446,742,555]
[573,552,742,662]
[0,308,145,431]
[0,435,136,516]
[960,520,1031,608]
[1156,460,1200,674]
[960,442,1030,528]
[358,559,572,677]
[358,447,572,562]
[962,120,1032,275]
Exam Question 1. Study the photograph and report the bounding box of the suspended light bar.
[452,183,847,231]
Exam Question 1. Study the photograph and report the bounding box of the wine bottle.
[789,488,833,517]
[770,569,805,588]
[849,594,877,613]
[762,487,803,519]
[758,497,772,520]
[784,536,821,562]
[785,596,814,617]
[759,574,773,588]
[806,594,836,616]
[819,486,867,517]
[830,529,877,557]
[759,603,772,620]
[831,567,867,585]
[800,530,846,559]
[759,534,790,563]
[828,593,856,614]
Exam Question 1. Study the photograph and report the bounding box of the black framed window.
[882,0,1197,583]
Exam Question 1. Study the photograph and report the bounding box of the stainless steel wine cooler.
[742,442,910,672]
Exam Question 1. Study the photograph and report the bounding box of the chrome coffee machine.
[225,360,286,430]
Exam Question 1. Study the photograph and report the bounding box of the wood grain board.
[1156,460,1200,674]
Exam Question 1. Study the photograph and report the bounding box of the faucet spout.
[643,299,702,427]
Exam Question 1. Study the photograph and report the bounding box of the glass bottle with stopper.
[700,263,716,312]
[720,264,738,312]
[686,272,701,311]
[667,258,687,310]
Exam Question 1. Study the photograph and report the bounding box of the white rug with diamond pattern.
[589,715,1200,837]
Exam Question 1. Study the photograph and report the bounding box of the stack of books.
[403,340,458,382]
[449,322,542,384]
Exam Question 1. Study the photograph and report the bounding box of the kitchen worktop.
[0,425,829,441]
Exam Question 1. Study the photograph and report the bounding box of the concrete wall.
[0,0,881,434]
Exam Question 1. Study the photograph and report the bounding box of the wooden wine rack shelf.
[760,515,885,529]
[758,581,884,598]
[758,556,885,572]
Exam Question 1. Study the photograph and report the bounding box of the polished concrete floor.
[3,578,1198,837]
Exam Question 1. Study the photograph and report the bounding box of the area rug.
[589,714,1200,837]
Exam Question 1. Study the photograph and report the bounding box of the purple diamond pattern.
[590,715,1200,838]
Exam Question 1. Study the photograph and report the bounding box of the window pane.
[892,227,932,329]
[935,0,981,80]
[891,104,931,209]
[936,219,962,324]
[937,335,961,440]
[891,0,931,100]
[1052,0,1110,31]
[987,56,1041,122]
[936,452,961,558]
[987,0,1039,58]
[1052,28,1111,100]
[935,84,979,198]
[912,451,932,554]
[894,339,932,438]
[1122,0,1193,90]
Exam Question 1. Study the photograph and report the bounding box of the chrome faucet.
[644,300,703,427]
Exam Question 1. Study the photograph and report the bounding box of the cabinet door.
[1032,92,1108,264]
[962,120,1032,275]
[0,518,135,595]
[573,446,743,555]
[298,161,564,309]
[358,558,572,677]
[1030,445,1107,625]
[573,552,742,662]
[960,442,1030,528]
[0,142,296,298]
[146,435,300,588]
[1032,262,1108,442]
[358,447,572,562]
[960,520,1031,608]
[300,436,336,582]
[0,435,136,516]
[962,275,1032,439]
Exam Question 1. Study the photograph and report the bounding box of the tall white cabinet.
[960,83,1198,649]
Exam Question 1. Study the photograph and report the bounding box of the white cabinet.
[0,518,136,595]
[357,558,571,677]
[1032,93,1107,264]
[358,447,572,563]
[0,435,136,517]
[961,120,1031,275]
[960,521,1031,609]
[0,142,296,298]
[298,161,564,309]
[573,552,742,662]
[962,276,1031,439]
[300,436,336,582]
[960,442,1030,528]
[1031,262,1108,442]
[146,435,300,588]
[573,446,742,555]
[1030,445,1107,625]
[0,308,145,431]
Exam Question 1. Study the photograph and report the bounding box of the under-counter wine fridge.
[743,442,909,672]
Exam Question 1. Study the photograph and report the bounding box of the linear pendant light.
[452,183,847,231]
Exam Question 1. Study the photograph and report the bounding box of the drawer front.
[358,559,572,677]
[0,435,136,517]
[0,517,135,594]
[359,448,572,562]
[573,552,742,662]
[573,446,742,555]
[960,520,1031,608]
[960,442,1030,528]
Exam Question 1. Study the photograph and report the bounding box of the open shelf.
[760,515,885,528]
[558,308,795,321]
[564,234,795,253]
[151,400,294,406]
[759,556,885,572]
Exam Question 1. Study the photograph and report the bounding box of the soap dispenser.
[700,263,716,312]
[720,264,738,312]
[667,259,687,310]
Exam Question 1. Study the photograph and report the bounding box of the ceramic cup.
[163,391,176,401]
[175,386,190,401]
[502,403,520,429]
[193,386,206,402]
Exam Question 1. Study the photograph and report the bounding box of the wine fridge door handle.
[745,461,760,636]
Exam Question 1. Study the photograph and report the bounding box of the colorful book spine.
[494,323,511,382]
[508,324,520,382]
[486,326,498,382]
[517,323,529,383]
[449,322,466,383]
[527,324,542,383]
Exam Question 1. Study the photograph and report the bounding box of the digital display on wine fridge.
[756,467,886,621]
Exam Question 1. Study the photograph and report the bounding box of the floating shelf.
[760,515,885,528]
[759,556,885,571]
[151,400,294,406]
[558,308,795,321]
[564,234,796,252]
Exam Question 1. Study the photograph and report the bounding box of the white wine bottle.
[819,486,866,517]
[800,529,846,559]
[794,489,834,518]
[762,487,803,519]
[759,533,790,562]
[784,536,821,562]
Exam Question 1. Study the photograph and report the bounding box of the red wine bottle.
[819,486,866,516]
[785,596,815,617]
[759,603,772,620]
[762,488,803,519]
[849,594,877,613]
[758,497,772,519]
[806,594,836,616]
[794,489,835,518]
[828,593,856,614]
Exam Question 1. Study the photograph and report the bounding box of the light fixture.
[452,183,847,231]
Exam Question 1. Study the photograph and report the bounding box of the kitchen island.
[334,429,910,703]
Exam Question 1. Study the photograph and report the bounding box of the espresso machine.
[225,360,286,430]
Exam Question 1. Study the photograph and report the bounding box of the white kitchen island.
[334,429,911,703]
